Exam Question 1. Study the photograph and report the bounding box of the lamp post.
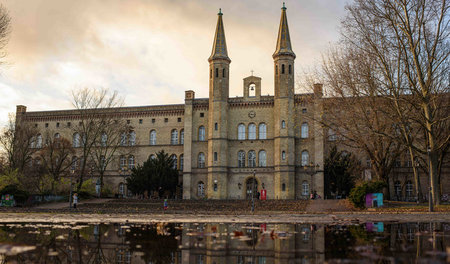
[69,169,74,208]
[427,147,433,212]
[303,162,320,199]
[414,159,420,204]
[251,169,256,212]
[117,166,130,198]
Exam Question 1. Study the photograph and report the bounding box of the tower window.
[152,118,155,123]
[289,64,292,74]
[56,122,60,128]
[164,118,168,123]
[200,113,204,118]
[215,68,219,78]
[281,120,286,128]
[282,183,286,191]
[139,119,143,124]
[214,152,218,161]
[215,123,218,130]
[276,65,278,74]
[222,68,226,78]
[210,69,212,79]
[282,64,285,74]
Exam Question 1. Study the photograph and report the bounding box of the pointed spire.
[209,9,230,62]
[273,3,296,59]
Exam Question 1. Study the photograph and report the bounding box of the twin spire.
[209,4,294,62]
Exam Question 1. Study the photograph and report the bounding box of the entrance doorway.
[246,178,258,199]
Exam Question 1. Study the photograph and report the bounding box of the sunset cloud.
[0,0,348,125]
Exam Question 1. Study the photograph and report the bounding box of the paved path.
[35,198,110,209]
[306,199,351,213]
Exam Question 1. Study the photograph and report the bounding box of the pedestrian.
[257,191,261,200]
[310,192,314,200]
[163,198,168,210]
[73,193,78,209]
[313,190,318,199]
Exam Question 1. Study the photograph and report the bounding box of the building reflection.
[0,222,448,263]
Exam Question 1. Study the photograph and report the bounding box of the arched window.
[198,153,205,168]
[198,126,205,141]
[282,183,286,191]
[214,123,218,130]
[281,120,286,129]
[71,156,78,170]
[238,150,245,167]
[328,128,337,141]
[406,181,413,199]
[259,123,267,139]
[248,150,256,167]
[302,181,309,196]
[180,129,184,144]
[180,154,184,170]
[54,133,60,139]
[101,132,107,147]
[120,155,126,170]
[258,150,267,167]
[222,68,226,78]
[289,64,292,74]
[149,154,156,160]
[301,123,309,138]
[128,155,135,169]
[301,150,309,166]
[394,181,402,199]
[215,68,218,78]
[282,64,285,74]
[36,134,42,148]
[120,133,127,146]
[129,131,136,146]
[171,129,178,145]
[238,124,246,140]
[54,133,61,147]
[150,130,156,145]
[282,151,286,160]
[198,181,205,197]
[171,154,177,169]
[248,123,256,140]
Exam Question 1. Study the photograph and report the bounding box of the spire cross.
[251,70,254,76]
[282,2,286,10]
[218,8,223,15]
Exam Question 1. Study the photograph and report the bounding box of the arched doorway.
[246,178,258,199]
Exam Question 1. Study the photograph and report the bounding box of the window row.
[148,153,184,170]
[237,150,267,167]
[237,123,267,140]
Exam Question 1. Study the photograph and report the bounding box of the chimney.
[185,90,195,100]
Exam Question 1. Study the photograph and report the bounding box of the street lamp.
[69,169,74,208]
[117,166,131,198]
[427,147,433,212]
[303,162,320,199]
[414,159,420,204]
[251,169,256,212]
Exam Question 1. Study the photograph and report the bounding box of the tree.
[0,4,11,64]
[318,47,404,198]
[37,131,74,194]
[339,0,449,205]
[324,146,359,198]
[70,87,126,192]
[0,114,38,172]
[126,150,178,197]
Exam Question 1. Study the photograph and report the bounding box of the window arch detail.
[301,123,309,138]
[259,123,267,139]
[150,130,156,145]
[198,153,205,168]
[238,151,245,167]
[248,123,256,140]
[198,126,205,141]
[238,124,246,140]
[301,150,309,166]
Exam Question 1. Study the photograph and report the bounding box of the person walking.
[73,193,78,209]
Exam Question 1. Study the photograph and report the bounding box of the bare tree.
[340,0,450,205]
[318,46,404,199]
[0,114,38,172]
[71,87,126,192]
[37,131,75,193]
[0,4,11,64]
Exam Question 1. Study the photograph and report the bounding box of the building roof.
[208,9,230,62]
[273,3,296,59]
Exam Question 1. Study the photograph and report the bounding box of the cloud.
[0,0,348,127]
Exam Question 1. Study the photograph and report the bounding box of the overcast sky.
[0,0,349,126]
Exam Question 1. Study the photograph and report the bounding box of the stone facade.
[15,6,447,201]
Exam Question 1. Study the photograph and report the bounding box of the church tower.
[273,3,296,199]
[207,9,230,199]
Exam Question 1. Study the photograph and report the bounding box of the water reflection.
[0,221,448,263]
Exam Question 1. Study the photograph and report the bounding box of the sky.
[0,0,349,127]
